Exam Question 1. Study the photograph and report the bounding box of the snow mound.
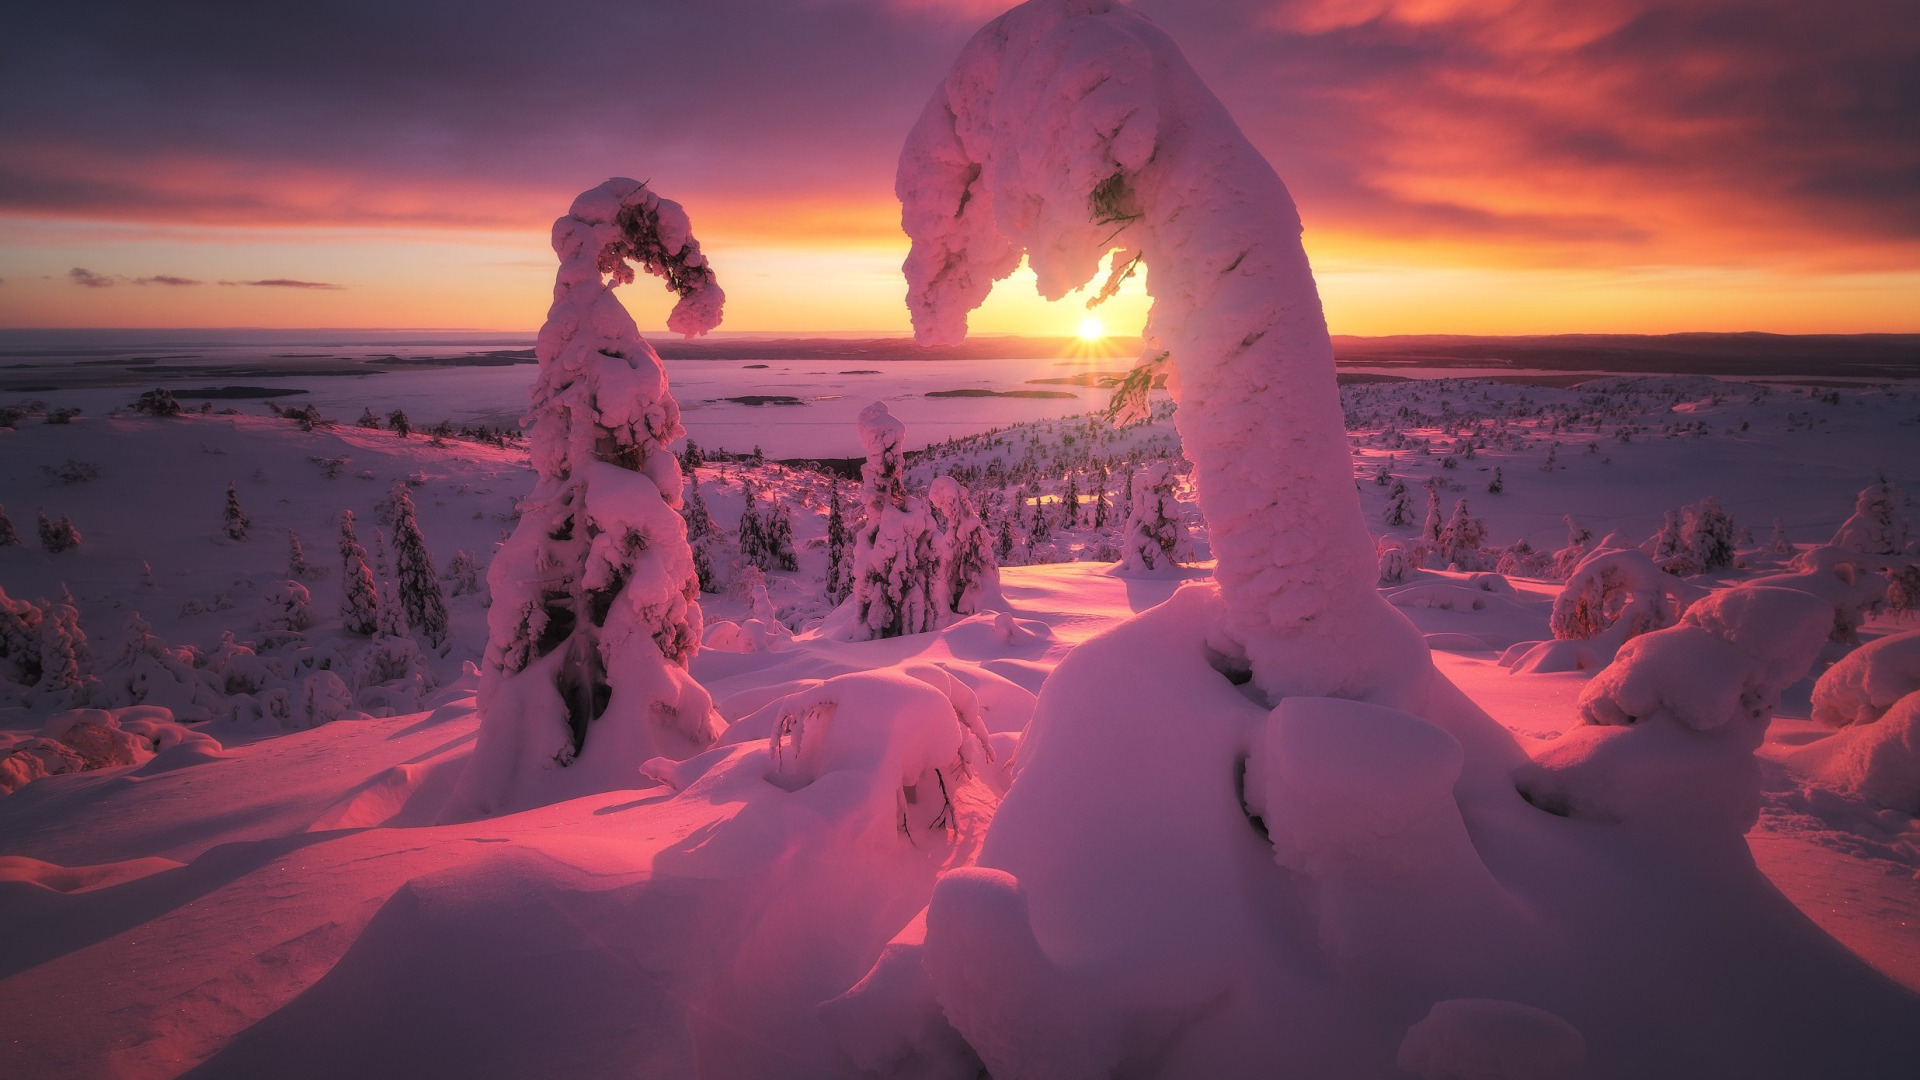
[1397,998,1586,1080]
[1,705,224,795]
[1812,630,1920,728]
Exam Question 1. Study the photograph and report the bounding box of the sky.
[1,0,1915,338]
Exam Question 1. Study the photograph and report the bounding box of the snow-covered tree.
[0,586,44,689]
[738,482,770,571]
[1383,477,1412,527]
[1117,461,1184,573]
[0,503,16,547]
[825,483,852,604]
[767,499,798,572]
[375,578,408,639]
[1060,472,1080,528]
[930,475,1004,619]
[897,0,1430,697]
[450,178,725,818]
[445,549,482,597]
[1092,465,1111,529]
[389,485,447,649]
[357,407,382,429]
[286,528,312,580]
[388,409,411,438]
[1027,492,1053,546]
[1421,481,1444,545]
[681,475,719,593]
[337,510,380,636]
[1551,516,1594,579]
[257,580,314,634]
[132,388,183,417]
[36,592,90,706]
[223,482,249,540]
[1488,466,1504,494]
[1437,499,1488,571]
[1771,518,1791,555]
[1833,478,1909,555]
[38,511,81,553]
[1680,496,1737,572]
[848,401,938,639]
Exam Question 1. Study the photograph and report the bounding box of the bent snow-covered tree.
[898,0,1425,702]
[448,178,725,818]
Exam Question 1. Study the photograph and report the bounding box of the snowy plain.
[2,356,1919,1076]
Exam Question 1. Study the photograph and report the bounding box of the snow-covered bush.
[1523,584,1834,834]
[1377,541,1410,584]
[929,474,1004,619]
[256,580,314,634]
[1548,549,1688,646]
[1,705,223,796]
[132,388,183,417]
[848,401,939,639]
[1811,631,1920,728]
[444,548,482,597]
[1750,546,1887,643]
[449,178,724,819]
[88,614,221,722]
[1680,496,1737,572]
[1436,498,1488,571]
[38,511,81,553]
[1115,461,1185,574]
[1832,478,1909,556]
[895,0,1424,702]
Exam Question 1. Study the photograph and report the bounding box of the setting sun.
[1077,315,1105,342]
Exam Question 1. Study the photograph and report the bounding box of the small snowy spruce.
[848,401,939,639]
[337,510,380,636]
[223,482,249,540]
[389,486,448,649]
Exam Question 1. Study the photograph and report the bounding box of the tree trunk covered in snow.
[453,179,725,817]
[896,0,1427,702]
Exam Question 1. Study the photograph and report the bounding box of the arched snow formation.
[897,0,1426,704]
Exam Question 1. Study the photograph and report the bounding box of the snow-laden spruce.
[897,0,1424,702]
[446,178,724,819]
[847,401,940,639]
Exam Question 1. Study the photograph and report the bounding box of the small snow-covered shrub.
[1832,478,1909,556]
[43,458,101,484]
[257,580,314,634]
[38,511,82,553]
[132,388,183,417]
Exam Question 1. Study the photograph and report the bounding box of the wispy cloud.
[133,274,201,286]
[68,267,114,287]
[218,278,343,290]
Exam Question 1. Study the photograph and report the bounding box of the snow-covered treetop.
[558,178,725,339]
[896,0,1429,703]
[899,0,1160,344]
